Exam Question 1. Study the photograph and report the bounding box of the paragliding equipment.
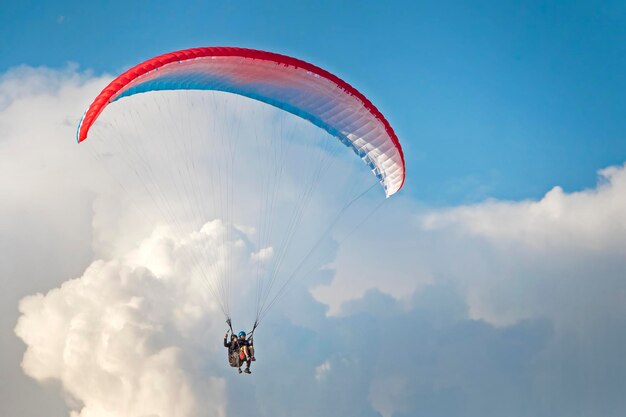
[77,47,405,335]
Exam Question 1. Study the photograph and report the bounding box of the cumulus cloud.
[251,247,274,263]
[310,163,626,416]
[4,64,626,417]
[422,165,626,251]
[0,66,114,417]
[315,163,626,326]
[3,64,385,417]
[15,224,234,417]
[416,164,626,329]
[314,360,331,381]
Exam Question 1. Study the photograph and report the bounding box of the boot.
[244,367,251,374]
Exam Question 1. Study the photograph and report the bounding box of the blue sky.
[3,2,626,417]
[2,0,625,204]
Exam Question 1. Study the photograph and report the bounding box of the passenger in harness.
[224,332,241,371]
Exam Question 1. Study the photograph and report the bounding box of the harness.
[226,318,258,343]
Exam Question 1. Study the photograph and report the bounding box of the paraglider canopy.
[77,47,405,196]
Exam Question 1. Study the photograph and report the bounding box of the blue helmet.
[238,331,246,337]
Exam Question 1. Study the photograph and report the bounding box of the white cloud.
[4,64,626,417]
[368,375,410,417]
[0,64,90,112]
[314,360,331,381]
[312,163,626,325]
[251,246,274,263]
[310,195,434,315]
[0,67,122,417]
[422,165,626,251]
[3,64,383,417]
[15,225,233,417]
[416,164,626,329]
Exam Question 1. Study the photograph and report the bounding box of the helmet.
[238,331,246,337]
